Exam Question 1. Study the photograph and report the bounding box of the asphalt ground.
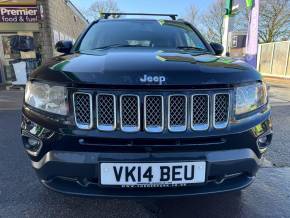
[0,79,290,218]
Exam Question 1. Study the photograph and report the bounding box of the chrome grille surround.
[73,92,93,130]
[191,94,210,131]
[120,94,141,132]
[213,93,230,129]
[96,94,116,131]
[168,95,187,132]
[144,95,164,133]
[73,91,231,132]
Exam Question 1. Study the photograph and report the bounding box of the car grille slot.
[97,94,116,131]
[73,93,92,129]
[145,95,164,132]
[168,95,187,132]
[120,95,140,132]
[214,93,230,129]
[191,95,209,131]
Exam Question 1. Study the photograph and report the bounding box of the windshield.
[78,20,208,51]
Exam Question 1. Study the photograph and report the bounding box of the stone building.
[0,0,88,86]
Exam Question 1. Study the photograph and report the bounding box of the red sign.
[0,7,39,23]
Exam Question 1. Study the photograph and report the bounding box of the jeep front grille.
[73,91,231,132]
[73,93,93,129]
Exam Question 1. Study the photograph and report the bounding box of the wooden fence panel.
[258,41,290,78]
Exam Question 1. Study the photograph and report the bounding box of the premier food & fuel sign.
[0,7,39,22]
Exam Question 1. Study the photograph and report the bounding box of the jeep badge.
[140,74,166,85]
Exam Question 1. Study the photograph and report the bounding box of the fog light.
[258,136,267,144]
[28,138,40,147]
[257,132,272,153]
[23,136,42,156]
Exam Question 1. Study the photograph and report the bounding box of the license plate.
[100,162,206,187]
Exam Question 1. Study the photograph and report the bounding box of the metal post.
[222,15,230,56]
[222,0,234,56]
[270,43,275,74]
[0,35,4,84]
[245,0,260,68]
[257,44,261,71]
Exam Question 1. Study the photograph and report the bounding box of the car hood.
[31,48,262,87]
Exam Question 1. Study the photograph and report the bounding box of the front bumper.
[32,148,259,198]
[21,105,272,198]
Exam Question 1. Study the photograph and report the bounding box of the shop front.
[0,0,41,86]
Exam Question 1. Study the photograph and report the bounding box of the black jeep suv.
[21,13,272,198]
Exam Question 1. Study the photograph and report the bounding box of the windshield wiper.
[176,46,207,51]
[91,44,149,50]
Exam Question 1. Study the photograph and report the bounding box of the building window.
[232,36,238,48]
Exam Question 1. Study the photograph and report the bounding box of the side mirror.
[55,40,73,54]
[210,42,224,55]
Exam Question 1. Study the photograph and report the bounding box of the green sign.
[225,0,254,15]
[225,0,233,15]
[245,0,254,8]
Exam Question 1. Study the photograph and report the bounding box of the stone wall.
[38,0,88,62]
[48,0,88,41]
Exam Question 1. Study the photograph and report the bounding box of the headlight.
[25,82,68,115]
[235,82,268,115]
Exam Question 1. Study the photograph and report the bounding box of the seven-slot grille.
[73,92,230,132]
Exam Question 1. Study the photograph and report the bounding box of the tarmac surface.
[0,78,289,217]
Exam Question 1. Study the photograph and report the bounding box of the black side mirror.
[55,40,73,54]
[210,42,224,55]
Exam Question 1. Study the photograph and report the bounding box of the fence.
[257,41,290,78]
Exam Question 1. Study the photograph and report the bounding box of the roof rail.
[101,13,178,20]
